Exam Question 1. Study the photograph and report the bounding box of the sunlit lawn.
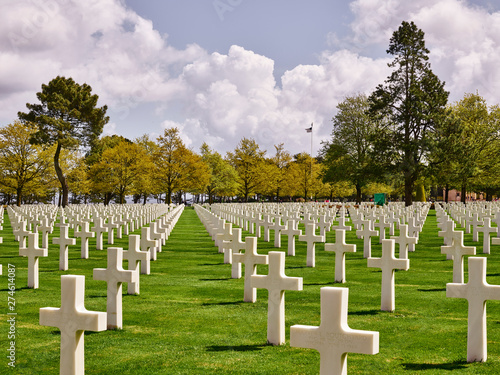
[1,206,500,374]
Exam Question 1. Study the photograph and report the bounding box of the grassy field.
[1,206,500,374]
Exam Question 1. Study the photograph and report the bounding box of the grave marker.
[290,287,379,375]
[19,232,48,289]
[298,223,325,267]
[447,257,500,362]
[441,230,476,284]
[232,237,268,302]
[93,247,139,329]
[324,229,356,283]
[123,235,150,294]
[251,251,303,345]
[39,275,107,375]
[53,224,76,271]
[367,239,409,311]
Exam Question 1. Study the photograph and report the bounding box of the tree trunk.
[16,186,23,207]
[461,183,467,204]
[445,184,449,203]
[54,142,69,208]
[166,188,172,204]
[404,174,414,207]
[355,183,362,204]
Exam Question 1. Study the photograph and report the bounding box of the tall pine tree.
[369,21,449,206]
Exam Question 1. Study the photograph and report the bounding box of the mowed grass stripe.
[1,207,500,373]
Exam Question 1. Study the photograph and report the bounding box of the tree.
[368,21,449,206]
[155,128,197,205]
[90,140,150,204]
[322,94,378,204]
[18,76,109,207]
[226,138,266,202]
[134,135,159,204]
[446,93,500,202]
[289,153,321,200]
[0,121,53,206]
[200,143,239,203]
[268,143,292,201]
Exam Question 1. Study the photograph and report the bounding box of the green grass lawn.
[1,206,500,374]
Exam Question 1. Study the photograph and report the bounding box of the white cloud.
[1,0,499,158]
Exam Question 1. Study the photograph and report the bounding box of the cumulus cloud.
[1,0,499,158]
[345,0,500,103]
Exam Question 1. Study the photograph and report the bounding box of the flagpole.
[310,123,313,201]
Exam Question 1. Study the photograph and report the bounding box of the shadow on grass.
[417,288,446,292]
[202,301,243,306]
[349,309,379,316]
[199,263,225,266]
[401,360,468,371]
[50,330,101,336]
[199,278,232,281]
[304,282,328,286]
[206,344,266,352]
[0,286,32,292]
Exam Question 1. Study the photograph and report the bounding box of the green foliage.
[226,138,266,202]
[322,94,378,203]
[201,143,239,203]
[0,121,54,205]
[368,21,449,206]
[18,76,109,207]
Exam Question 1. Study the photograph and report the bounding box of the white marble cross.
[471,213,483,242]
[228,228,246,278]
[123,235,150,294]
[261,214,274,242]
[39,275,107,375]
[298,223,325,267]
[324,229,356,283]
[141,226,158,261]
[447,257,500,362]
[477,217,497,254]
[93,247,139,329]
[282,220,301,256]
[91,217,106,251]
[216,222,232,260]
[356,220,378,258]
[290,287,379,375]
[390,224,417,259]
[270,216,287,248]
[149,222,164,253]
[14,220,30,248]
[441,230,476,284]
[251,251,303,345]
[317,215,331,237]
[19,232,48,289]
[105,216,119,245]
[374,216,390,244]
[438,219,456,260]
[53,224,76,271]
[232,237,268,302]
[74,221,95,259]
[367,239,409,312]
[37,217,53,249]
[331,214,351,232]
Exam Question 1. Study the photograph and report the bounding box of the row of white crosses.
[37,204,184,375]
[11,203,181,288]
[196,204,380,373]
[439,202,500,253]
[436,202,500,363]
[208,202,419,312]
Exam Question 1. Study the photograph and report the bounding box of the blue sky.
[1,0,500,156]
